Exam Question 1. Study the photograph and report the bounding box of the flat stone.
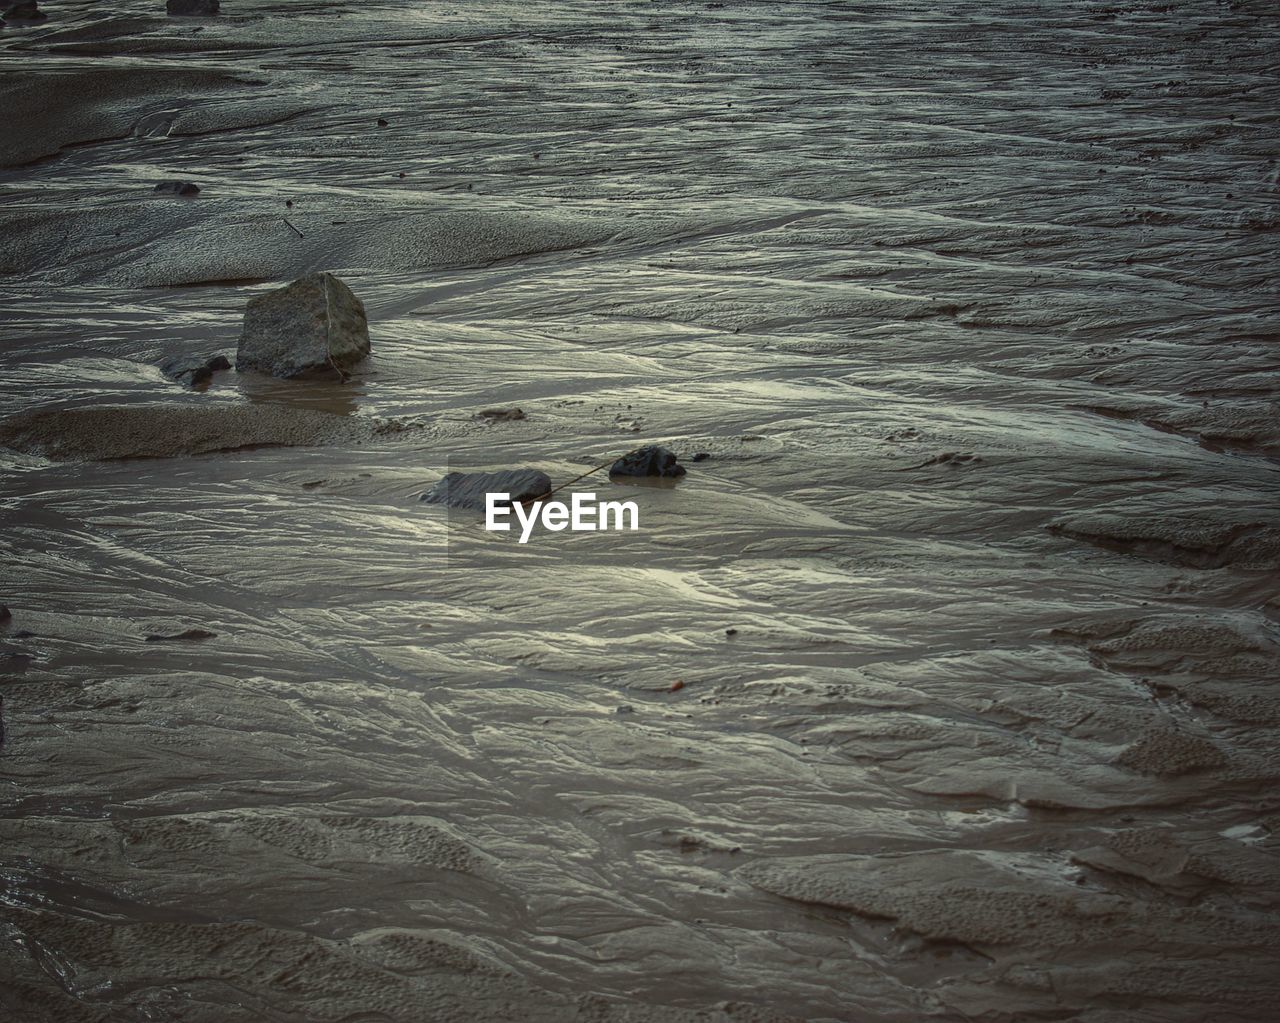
[420,468,552,511]
[235,272,371,380]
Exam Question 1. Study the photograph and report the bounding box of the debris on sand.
[166,0,219,15]
[236,272,370,380]
[421,469,551,511]
[158,353,231,389]
[608,445,686,479]
[145,629,218,643]
[0,606,10,623]
[154,181,200,196]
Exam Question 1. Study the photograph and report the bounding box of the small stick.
[282,217,305,239]
[521,446,649,505]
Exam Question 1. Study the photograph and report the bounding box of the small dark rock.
[691,452,711,462]
[154,180,200,196]
[159,353,231,389]
[3,2,47,21]
[377,118,389,127]
[166,0,219,15]
[145,628,218,643]
[12,630,35,639]
[615,705,634,715]
[421,468,551,512]
[609,445,686,479]
[0,605,9,623]
[725,628,738,636]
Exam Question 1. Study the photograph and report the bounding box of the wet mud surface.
[1,1,1278,1020]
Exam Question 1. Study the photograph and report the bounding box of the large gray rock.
[167,0,219,15]
[235,272,370,379]
[420,469,551,511]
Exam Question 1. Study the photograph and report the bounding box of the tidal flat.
[1,1,1279,1020]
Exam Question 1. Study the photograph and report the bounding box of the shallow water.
[2,1,1279,1020]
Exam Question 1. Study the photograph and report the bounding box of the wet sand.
[1,1,1279,1020]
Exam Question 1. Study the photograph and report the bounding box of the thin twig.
[282,216,305,239]
[520,446,649,505]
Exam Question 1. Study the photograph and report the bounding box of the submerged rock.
[609,445,686,478]
[154,180,200,196]
[166,0,219,14]
[159,353,231,389]
[3,2,46,21]
[236,272,370,380]
[420,468,551,512]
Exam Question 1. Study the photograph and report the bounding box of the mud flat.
[0,402,418,460]
[1,0,1278,1021]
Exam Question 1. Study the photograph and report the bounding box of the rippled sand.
[2,1,1279,1020]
